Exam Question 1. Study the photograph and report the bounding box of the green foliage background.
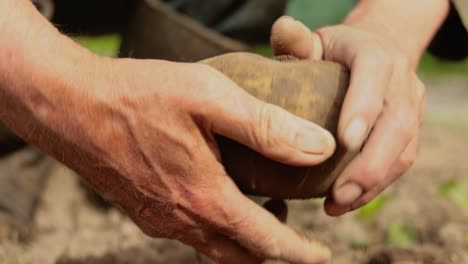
[287,0,468,80]
[75,0,467,80]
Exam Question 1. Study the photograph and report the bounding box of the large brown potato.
[202,52,357,199]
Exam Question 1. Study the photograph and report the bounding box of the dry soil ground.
[0,79,467,264]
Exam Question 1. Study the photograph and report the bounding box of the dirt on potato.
[0,80,467,264]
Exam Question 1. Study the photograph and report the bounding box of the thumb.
[271,16,324,61]
[207,87,335,166]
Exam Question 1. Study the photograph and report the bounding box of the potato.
[202,52,357,199]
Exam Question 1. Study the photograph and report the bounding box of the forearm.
[0,0,105,158]
[343,0,450,65]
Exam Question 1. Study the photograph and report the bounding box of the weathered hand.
[0,1,334,262]
[270,17,426,216]
[66,58,334,263]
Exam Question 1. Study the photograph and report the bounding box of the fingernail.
[309,239,332,262]
[279,15,294,20]
[296,126,330,154]
[335,183,363,205]
[344,117,368,150]
[309,32,324,61]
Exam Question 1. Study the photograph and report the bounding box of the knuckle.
[392,53,411,72]
[398,154,417,171]
[390,108,418,140]
[137,218,165,238]
[419,103,427,125]
[415,79,426,101]
[399,123,415,142]
[255,103,293,150]
[256,104,278,150]
[360,163,385,187]
[360,44,392,70]
[374,48,393,69]
[398,146,418,172]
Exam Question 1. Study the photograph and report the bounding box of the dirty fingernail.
[335,183,363,205]
[344,117,368,150]
[296,126,331,155]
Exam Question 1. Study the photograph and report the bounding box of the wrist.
[0,0,99,95]
[0,1,13,32]
[0,0,108,143]
[343,0,450,65]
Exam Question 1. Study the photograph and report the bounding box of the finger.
[202,185,331,263]
[416,79,426,125]
[357,133,419,206]
[333,91,419,203]
[337,55,390,151]
[270,16,323,60]
[315,26,391,151]
[187,233,262,264]
[330,71,423,207]
[325,133,419,216]
[205,83,336,166]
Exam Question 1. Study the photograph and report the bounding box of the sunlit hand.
[270,17,426,216]
[50,58,334,263]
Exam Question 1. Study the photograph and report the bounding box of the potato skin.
[201,52,356,199]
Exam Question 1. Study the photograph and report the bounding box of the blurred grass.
[438,180,468,209]
[251,44,274,58]
[386,219,418,246]
[0,231,21,264]
[419,54,468,80]
[0,256,19,264]
[357,195,393,220]
[345,236,370,250]
[287,0,357,30]
[425,115,468,134]
[74,34,121,57]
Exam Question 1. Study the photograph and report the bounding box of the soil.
[0,80,467,264]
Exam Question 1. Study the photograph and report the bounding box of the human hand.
[70,58,334,263]
[270,17,426,216]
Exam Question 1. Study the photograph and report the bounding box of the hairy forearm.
[0,0,105,157]
[344,0,450,64]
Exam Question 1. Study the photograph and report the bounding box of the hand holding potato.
[270,15,428,216]
[80,58,333,263]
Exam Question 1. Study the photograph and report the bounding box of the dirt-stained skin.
[202,52,357,199]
